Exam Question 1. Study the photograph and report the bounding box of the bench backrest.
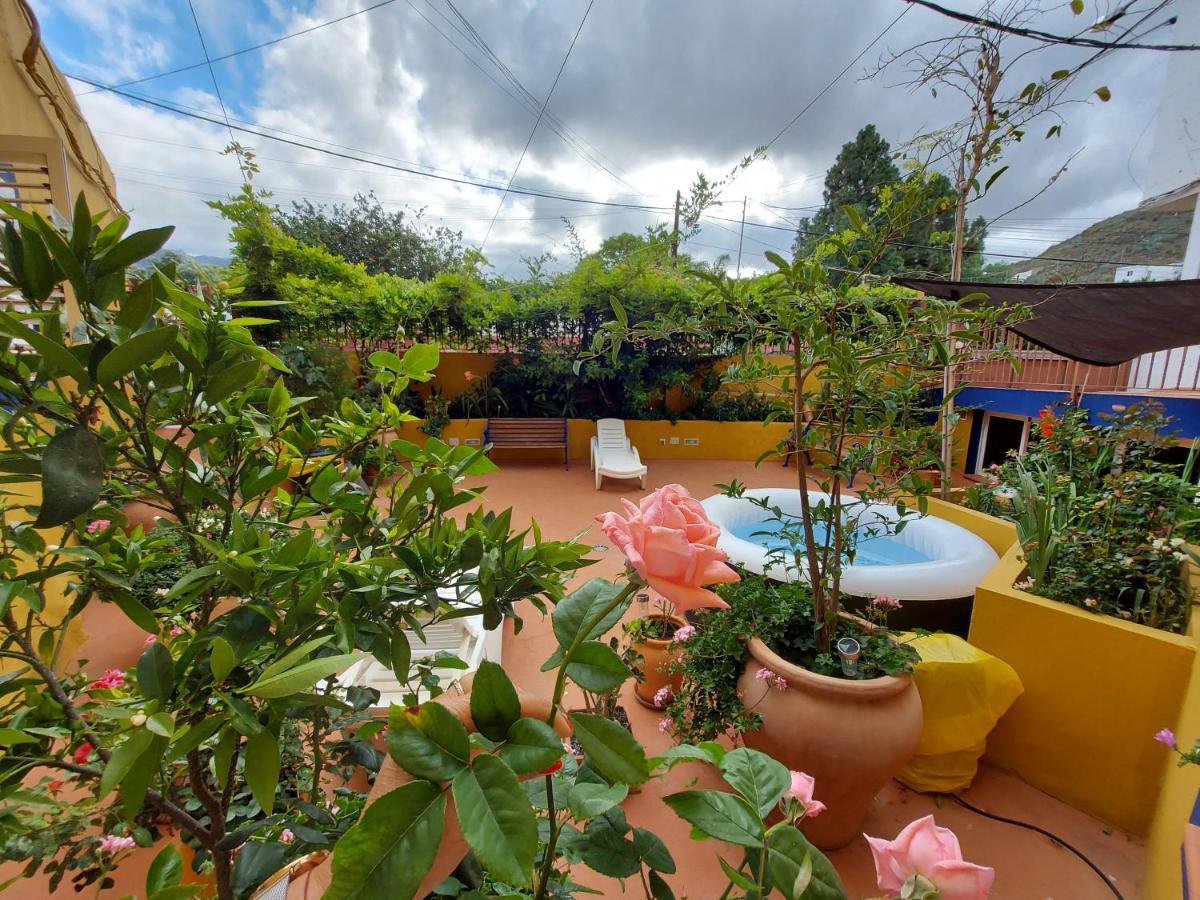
[485,418,567,444]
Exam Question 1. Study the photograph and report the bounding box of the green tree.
[791,126,987,277]
[274,191,467,280]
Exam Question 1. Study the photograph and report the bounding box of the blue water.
[729,519,933,566]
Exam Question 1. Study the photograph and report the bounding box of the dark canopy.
[894,277,1200,367]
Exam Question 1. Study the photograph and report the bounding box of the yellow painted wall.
[967,543,1197,835]
[0,0,120,218]
[1144,629,1200,896]
[921,496,1017,557]
[390,418,794,464]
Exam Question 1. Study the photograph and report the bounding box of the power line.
[185,0,243,183]
[763,6,912,151]
[480,0,595,251]
[706,214,1150,267]
[66,74,672,214]
[76,0,403,95]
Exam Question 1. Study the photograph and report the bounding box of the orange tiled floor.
[470,457,1144,899]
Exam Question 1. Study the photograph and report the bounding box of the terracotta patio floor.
[465,457,1144,899]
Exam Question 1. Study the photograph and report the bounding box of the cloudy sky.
[32,0,1174,277]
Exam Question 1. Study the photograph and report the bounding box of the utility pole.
[736,196,747,277]
[671,189,681,258]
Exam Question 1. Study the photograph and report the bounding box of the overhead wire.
[479,0,595,251]
[185,0,244,184]
[75,0,403,95]
[65,74,672,214]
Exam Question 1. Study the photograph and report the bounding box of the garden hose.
[946,793,1125,900]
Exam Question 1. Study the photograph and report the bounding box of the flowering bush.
[967,402,1197,632]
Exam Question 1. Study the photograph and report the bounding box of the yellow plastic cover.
[896,632,1024,794]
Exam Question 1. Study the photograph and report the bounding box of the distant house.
[1114,264,1183,283]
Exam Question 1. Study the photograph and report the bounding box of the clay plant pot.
[287,683,569,899]
[76,596,151,675]
[738,637,922,850]
[119,498,177,534]
[631,614,686,709]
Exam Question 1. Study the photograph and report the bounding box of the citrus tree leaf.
[34,425,103,527]
[469,660,520,742]
[245,731,281,815]
[662,790,762,847]
[386,702,470,781]
[568,712,648,786]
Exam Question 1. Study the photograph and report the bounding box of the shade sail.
[894,277,1200,367]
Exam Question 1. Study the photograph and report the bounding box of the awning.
[893,278,1200,367]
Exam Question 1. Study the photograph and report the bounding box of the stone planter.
[630,614,686,709]
[738,637,922,849]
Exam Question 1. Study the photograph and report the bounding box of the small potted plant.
[623,593,687,708]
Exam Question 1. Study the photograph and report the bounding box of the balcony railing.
[960,326,1200,396]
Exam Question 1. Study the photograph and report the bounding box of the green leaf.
[633,827,675,873]
[718,856,758,891]
[567,782,628,821]
[268,376,289,420]
[115,277,158,331]
[367,350,404,372]
[0,728,37,746]
[400,343,439,377]
[565,641,630,693]
[1070,0,1084,13]
[239,652,361,698]
[1094,85,1111,102]
[96,326,177,386]
[145,712,174,738]
[983,165,1009,194]
[121,735,165,818]
[469,660,521,742]
[146,843,184,895]
[545,579,628,669]
[257,636,333,683]
[100,729,153,797]
[580,823,639,878]
[111,592,159,634]
[326,780,446,900]
[390,630,411,681]
[34,425,103,527]
[662,790,762,847]
[386,702,470,781]
[498,717,564,775]
[245,731,281,815]
[765,826,846,900]
[0,311,88,385]
[210,637,235,683]
[137,641,174,702]
[94,225,175,276]
[648,869,677,900]
[452,755,537,887]
[568,713,648,786]
[204,359,261,404]
[719,747,790,817]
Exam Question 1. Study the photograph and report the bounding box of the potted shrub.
[595,173,1018,847]
[623,592,687,708]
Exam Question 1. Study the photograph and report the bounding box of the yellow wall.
[967,543,1197,835]
[0,0,120,218]
[1145,628,1200,896]
[922,496,1017,557]
[390,418,794,464]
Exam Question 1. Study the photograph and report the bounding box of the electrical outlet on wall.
[465,438,481,446]
[669,436,680,445]
[684,437,699,446]
[448,437,460,446]
[658,437,666,445]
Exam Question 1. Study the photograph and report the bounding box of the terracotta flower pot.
[631,614,686,709]
[119,498,177,534]
[738,637,922,849]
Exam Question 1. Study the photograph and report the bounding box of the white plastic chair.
[590,418,647,490]
[337,579,502,709]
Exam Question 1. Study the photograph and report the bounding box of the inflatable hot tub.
[701,488,998,602]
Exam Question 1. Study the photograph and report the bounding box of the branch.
[903,0,1195,51]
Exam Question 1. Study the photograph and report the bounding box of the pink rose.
[785,770,826,819]
[280,828,295,844]
[866,815,994,899]
[595,484,739,614]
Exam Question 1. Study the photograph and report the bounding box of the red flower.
[47,780,64,792]
[73,743,93,765]
[536,759,564,776]
[1038,408,1057,438]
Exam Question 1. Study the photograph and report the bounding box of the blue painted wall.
[954,387,1200,439]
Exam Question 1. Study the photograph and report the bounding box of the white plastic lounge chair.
[337,578,502,709]
[590,418,648,490]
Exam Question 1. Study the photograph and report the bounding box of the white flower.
[227,550,238,558]
[1175,551,1189,562]
[1121,556,1135,567]
[1171,537,1186,548]
[154,587,169,597]
[130,713,147,727]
